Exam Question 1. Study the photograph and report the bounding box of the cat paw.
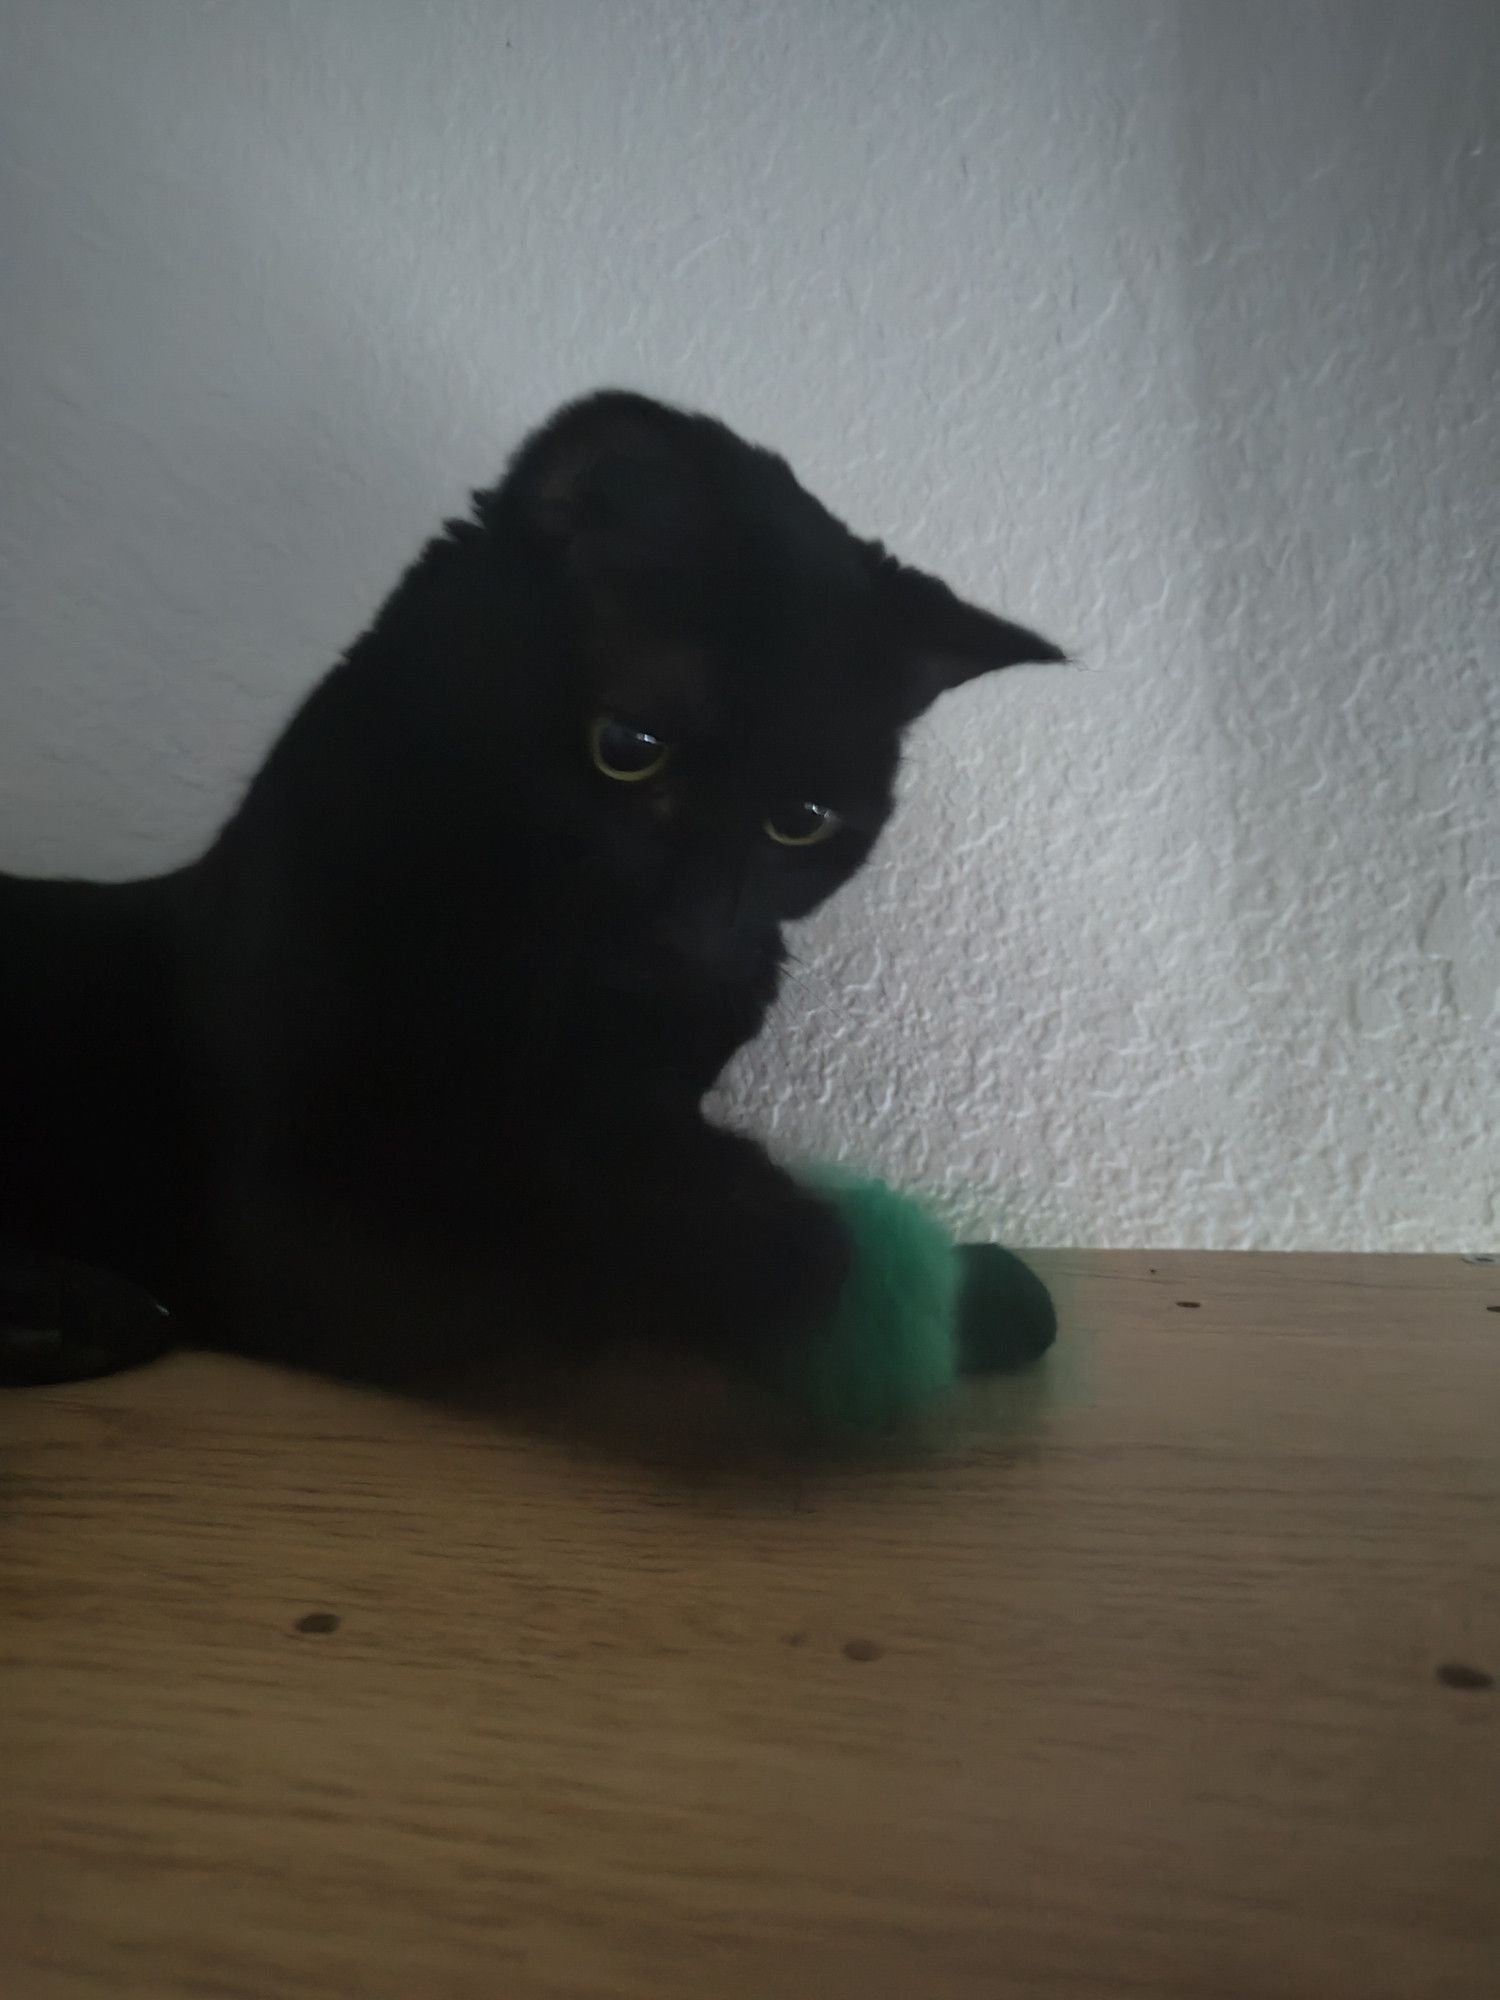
[0,1261,176,1387]
[704,1190,852,1354]
[954,1244,1057,1374]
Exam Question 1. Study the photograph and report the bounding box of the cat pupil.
[591,715,668,781]
[766,802,839,847]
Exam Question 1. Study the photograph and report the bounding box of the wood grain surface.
[2,1251,1498,2000]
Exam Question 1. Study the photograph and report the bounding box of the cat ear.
[493,391,704,570]
[875,551,1065,717]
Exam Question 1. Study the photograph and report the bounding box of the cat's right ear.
[485,391,705,579]
[871,546,1066,719]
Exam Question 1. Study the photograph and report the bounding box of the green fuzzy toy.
[766,1173,1057,1439]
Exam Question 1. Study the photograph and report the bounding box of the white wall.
[1,0,1495,1251]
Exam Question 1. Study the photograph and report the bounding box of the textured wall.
[1,1,1495,1249]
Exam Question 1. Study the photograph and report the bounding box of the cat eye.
[764,802,841,848]
[590,715,671,782]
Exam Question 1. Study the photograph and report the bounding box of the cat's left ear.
[875,551,1065,718]
[491,390,706,574]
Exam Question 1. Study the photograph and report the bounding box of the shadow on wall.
[0,6,469,876]
[1170,0,1500,1245]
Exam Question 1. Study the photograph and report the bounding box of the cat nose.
[653,851,757,974]
[658,910,737,972]
[655,892,761,979]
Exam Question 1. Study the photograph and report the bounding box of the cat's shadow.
[257,1335,1060,1508]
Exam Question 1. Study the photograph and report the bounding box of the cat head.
[429,391,1061,988]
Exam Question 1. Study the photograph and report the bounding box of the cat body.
[0,393,1060,1388]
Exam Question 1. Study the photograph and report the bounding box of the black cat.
[0,391,1060,1395]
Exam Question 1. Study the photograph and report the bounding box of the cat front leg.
[206,1102,851,1393]
[543,1107,852,1367]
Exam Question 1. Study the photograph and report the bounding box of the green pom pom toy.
[766,1172,1057,1439]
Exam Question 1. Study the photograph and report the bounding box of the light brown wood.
[3,1251,1498,2000]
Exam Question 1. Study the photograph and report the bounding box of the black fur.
[0,392,1060,1393]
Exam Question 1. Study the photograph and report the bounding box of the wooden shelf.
[3,1252,1497,1998]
